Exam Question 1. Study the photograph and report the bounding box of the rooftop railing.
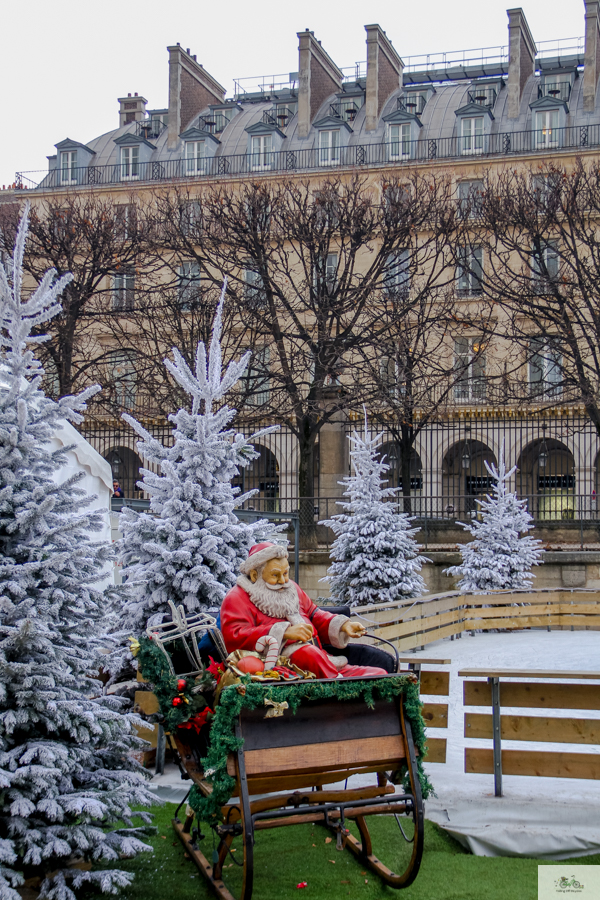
[467,86,497,108]
[15,123,600,191]
[538,81,572,102]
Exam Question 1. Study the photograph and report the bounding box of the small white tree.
[445,448,544,593]
[0,205,156,900]
[321,415,426,607]
[119,284,279,633]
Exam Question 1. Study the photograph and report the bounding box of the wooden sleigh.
[171,675,424,900]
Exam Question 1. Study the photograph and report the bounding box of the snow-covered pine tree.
[0,205,157,900]
[445,448,544,592]
[119,283,280,633]
[321,415,426,606]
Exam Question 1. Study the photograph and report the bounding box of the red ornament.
[236,656,265,674]
[176,679,187,692]
[296,883,308,889]
[178,707,214,734]
[172,696,183,707]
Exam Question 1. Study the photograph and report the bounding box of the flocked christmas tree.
[119,283,279,633]
[445,448,544,592]
[321,414,426,606]
[0,205,156,900]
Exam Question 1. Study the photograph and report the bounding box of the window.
[115,204,134,241]
[244,267,267,307]
[454,337,487,401]
[384,250,410,297]
[457,246,483,295]
[180,200,202,236]
[245,346,270,406]
[120,145,139,180]
[60,151,77,185]
[535,110,559,148]
[250,134,272,171]
[313,252,338,292]
[109,350,137,410]
[319,130,340,166]
[458,180,484,218]
[529,338,562,398]
[112,269,135,311]
[531,241,559,291]
[379,355,402,399]
[389,124,411,160]
[185,140,206,175]
[460,117,484,155]
[178,261,201,308]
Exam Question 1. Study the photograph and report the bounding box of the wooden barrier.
[460,668,600,795]
[356,589,600,653]
[398,657,451,765]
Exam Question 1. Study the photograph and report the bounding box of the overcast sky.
[0,0,585,187]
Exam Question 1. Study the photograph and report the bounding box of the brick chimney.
[297,30,343,139]
[118,93,148,128]
[167,44,226,148]
[364,25,403,132]
[506,8,537,119]
[584,0,600,111]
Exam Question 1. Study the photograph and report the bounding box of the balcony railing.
[467,87,497,108]
[537,81,572,102]
[135,118,167,140]
[15,123,600,191]
[397,95,427,116]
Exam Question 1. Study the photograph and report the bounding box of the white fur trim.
[328,654,348,670]
[239,545,288,575]
[328,615,350,649]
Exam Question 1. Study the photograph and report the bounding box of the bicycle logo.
[554,875,585,893]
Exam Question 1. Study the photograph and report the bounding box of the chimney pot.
[128,93,131,97]
[186,48,190,54]
[134,92,138,96]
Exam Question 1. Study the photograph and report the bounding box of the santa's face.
[250,557,290,589]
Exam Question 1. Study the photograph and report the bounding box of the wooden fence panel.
[465,748,600,780]
[465,713,600,744]
[463,680,600,710]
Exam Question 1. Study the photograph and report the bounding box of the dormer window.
[185,140,206,175]
[535,110,559,148]
[389,124,411,161]
[460,117,484,155]
[60,151,77,185]
[250,134,272,171]
[319,130,340,166]
[120,146,139,180]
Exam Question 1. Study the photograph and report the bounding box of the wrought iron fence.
[16,123,600,191]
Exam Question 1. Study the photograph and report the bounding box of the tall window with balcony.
[245,347,270,407]
[185,140,206,175]
[531,240,559,292]
[389,124,412,161]
[535,110,559,148]
[60,151,77,185]
[458,180,484,218]
[120,145,139,180]
[529,338,562,399]
[112,269,135,311]
[454,337,487,401]
[384,250,410,298]
[313,253,338,294]
[460,116,484,155]
[178,261,201,309]
[244,267,267,308]
[319,130,340,166]
[108,350,137,411]
[457,246,483,295]
[250,135,272,171]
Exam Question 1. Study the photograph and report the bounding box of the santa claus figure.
[220,542,388,679]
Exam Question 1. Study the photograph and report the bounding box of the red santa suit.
[220,543,386,680]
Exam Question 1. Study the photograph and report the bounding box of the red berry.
[177,679,186,692]
[172,696,183,707]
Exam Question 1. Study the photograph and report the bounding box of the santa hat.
[239,542,288,575]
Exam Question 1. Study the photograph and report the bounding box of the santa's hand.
[341,620,366,639]
[283,623,314,643]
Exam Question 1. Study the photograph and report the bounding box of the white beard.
[237,574,304,624]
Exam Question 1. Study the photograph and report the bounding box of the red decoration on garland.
[176,678,187,692]
[178,707,214,734]
[172,696,183,707]
[207,656,225,682]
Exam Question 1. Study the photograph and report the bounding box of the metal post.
[294,513,300,584]
[489,676,502,797]
[155,723,166,776]
[408,661,422,682]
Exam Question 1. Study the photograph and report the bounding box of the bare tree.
[0,194,153,402]
[149,174,459,530]
[470,160,600,433]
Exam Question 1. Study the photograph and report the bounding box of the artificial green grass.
[115,804,600,900]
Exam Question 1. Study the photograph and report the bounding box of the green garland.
[190,676,433,827]
[135,634,210,732]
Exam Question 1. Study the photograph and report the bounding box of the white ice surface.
[420,629,600,857]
